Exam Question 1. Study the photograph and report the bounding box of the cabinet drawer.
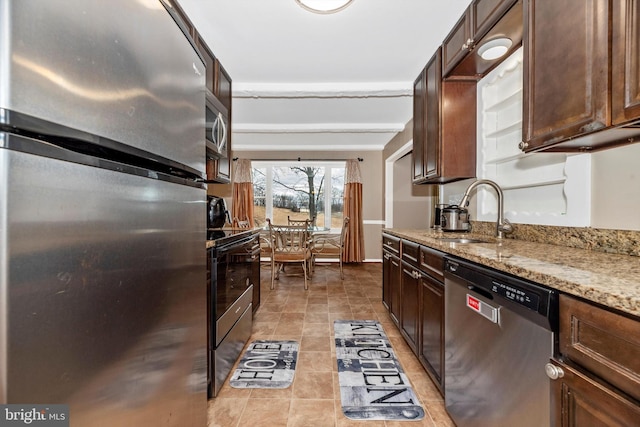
[420,246,444,282]
[559,294,640,401]
[401,240,420,267]
[382,234,400,255]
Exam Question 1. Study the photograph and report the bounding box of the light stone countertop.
[383,228,640,318]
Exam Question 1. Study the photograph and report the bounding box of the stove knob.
[545,362,564,380]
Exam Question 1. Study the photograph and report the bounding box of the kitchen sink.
[436,237,491,244]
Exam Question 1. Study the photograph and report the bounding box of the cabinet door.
[443,9,472,76]
[217,63,233,113]
[471,0,518,41]
[383,253,401,326]
[424,49,442,180]
[382,251,392,310]
[196,36,216,94]
[412,69,426,183]
[389,255,401,326]
[523,0,609,151]
[612,0,640,125]
[400,262,420,353]
[419,274,444,391]
[549,359,640,427]
[559,294,640,402]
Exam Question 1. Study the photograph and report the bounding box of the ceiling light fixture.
[477,37,513,61]
[295,0,354,14]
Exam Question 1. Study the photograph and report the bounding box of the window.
[252,161,345,230]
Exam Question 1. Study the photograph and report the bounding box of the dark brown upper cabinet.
[413,48,477,184]
[522,0,640,153]
[612,0,640,126]
[443,0,521,77]
[442,10,472,77]
[216,63,233,114]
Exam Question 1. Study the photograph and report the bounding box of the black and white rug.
[229,340,298,389]
[334,320,425,421]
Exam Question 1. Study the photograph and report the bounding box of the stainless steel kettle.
[440,205,471,232]
[207,196,230,229]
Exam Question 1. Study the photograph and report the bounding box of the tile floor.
[207,262,456,427]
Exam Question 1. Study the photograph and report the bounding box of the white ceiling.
[178,0,470,151]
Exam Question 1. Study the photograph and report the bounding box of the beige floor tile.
[287,399,336,427]
[280,312,306,323]
[304,312,329,323]
[274,321,305,336]
[300,336,332,352]
[302,322,331,337]
[237,398,291,427]
[293,371,334,399]
[207,397,247,427]
[306,303,329,313]
[297,351,334,372]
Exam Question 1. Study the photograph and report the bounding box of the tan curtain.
[231,159,255,228]
[343,159,364,262]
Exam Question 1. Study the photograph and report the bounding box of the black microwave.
[205,93,229,158]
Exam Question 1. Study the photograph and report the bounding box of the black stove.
[206,227,260,397]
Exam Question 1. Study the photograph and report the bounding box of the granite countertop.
[383,228,640,318]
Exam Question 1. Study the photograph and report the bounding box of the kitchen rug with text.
[229,340,298,389]
[334,320,425,421]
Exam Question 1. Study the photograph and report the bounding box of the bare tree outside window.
[252,163,344,229]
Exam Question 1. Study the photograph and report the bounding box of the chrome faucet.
[459,179,513,239]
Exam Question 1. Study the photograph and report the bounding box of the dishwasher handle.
[465,292,499,324]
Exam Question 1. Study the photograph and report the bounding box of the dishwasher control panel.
[490,280,540,311]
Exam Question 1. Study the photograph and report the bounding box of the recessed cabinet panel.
[472,0,518,40]
[612,0,640,125]
[443,10,472,76]
[400,262,420,353]
[424,51,441,180]
[419,275,444,390]
[412,70,426,182]
[559,294,640,402]
[523,0,610,151]
[217,64,233,113]
[549,359,640,427]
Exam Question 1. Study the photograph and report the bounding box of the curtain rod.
[233,157,363,162]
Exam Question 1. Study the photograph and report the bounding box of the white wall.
[392,153,434,228]
[591,143,640,231]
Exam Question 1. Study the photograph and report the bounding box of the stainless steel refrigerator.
[0,0,208,425]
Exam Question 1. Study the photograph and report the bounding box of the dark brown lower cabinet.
[400,262,420,353]
[549,359,640,426]
[419,274,444,391]
[382,249,401,326]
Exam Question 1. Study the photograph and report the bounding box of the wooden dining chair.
[267,219,312,290]
[311,216,349,279]
[287,216,313,228]
[232,216,251,229]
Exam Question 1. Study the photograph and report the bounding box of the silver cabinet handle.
[412,270,420,279]
[518,141,529,151]
[545,363,564,380]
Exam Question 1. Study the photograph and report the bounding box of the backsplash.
[470,221,640,257]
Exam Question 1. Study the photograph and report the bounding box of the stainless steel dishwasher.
[444,256,558,427]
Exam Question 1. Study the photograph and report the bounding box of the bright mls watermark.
[0,405,68,426]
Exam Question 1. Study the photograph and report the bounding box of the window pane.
[272,166,324,225]
[329,167,345,228]
[252,167,267,227]
[252,162,345,230]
